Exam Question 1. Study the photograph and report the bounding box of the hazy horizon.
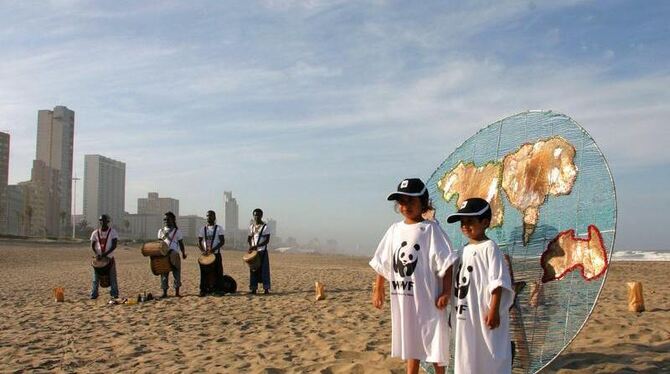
[1,1,669,253]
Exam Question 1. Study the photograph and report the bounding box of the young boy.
[447,198,514,374]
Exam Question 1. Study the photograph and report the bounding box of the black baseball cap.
[446,198,490,223]
[387,178,427,201]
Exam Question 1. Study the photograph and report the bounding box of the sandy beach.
[0,241,668,373]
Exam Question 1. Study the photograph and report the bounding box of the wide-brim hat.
[387,178,427,201]
[446,197,490,223]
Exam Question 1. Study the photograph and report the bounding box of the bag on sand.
[53,287,65,302]
[315,282,326,301]
[626,281,645,312]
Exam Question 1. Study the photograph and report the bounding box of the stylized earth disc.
[424,110,617,374]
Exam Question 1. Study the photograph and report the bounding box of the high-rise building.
[137,192,179,216]
[0,132,9,233]
[5,184,25,236]
[36,106,74,236]
[224,191,238,233]
[177,215,207,241]
[27,160,60,236]
[83,154,126,227]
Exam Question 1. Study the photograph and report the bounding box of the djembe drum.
[91,257,112,288]
[141,241,172,275]
[243,250,261,272]
[199,253,218,291]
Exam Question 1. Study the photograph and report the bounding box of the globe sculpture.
[422,110,616,373]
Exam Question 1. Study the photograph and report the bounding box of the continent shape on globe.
[540,225,608,283]
[437,136,578,246]
[436,161,504,227]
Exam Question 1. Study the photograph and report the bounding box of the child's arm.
[484,286,502,329]
[372,274,386,309]
[435,265,453,310]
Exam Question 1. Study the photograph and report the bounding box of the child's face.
[397,195,423,222]
[460,216,489,241]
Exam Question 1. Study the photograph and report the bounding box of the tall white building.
[224,191,238,233]
[36,106,74,236]
[83,155,126,227]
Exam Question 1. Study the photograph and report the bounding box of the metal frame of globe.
[421,110,617,374]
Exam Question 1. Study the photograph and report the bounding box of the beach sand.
[0,241,667,373]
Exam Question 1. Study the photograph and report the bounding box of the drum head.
[91,257,110,268]
[243,251,258,263]
[199,254,216,265]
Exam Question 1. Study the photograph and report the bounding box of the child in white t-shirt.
[447,197,514,374]
[370,178,457,374]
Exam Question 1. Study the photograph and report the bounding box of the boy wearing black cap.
[447,198,514,374]
[370,178,457,374]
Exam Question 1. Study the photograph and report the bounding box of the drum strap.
[204,225,219,252]
[163,228,178,249]
[97,228,111,254]
[253,224,267,249]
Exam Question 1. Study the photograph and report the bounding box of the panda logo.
[454,262,473,300]
[393,241,420,277]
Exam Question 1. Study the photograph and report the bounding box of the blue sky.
[1,0,668,253]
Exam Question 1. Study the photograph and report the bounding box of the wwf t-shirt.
[369,220,457,365]
[452,240,514,374]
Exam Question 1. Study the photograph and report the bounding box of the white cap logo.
[461,201,468,209]
[400,180,409,188]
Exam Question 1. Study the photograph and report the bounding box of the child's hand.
[484,308,500,329]
[372,289,384,309]
[435,293,449,310]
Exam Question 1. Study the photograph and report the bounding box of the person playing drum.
[90,214,119,299]
[197,210,225,296]
[247,208,271,294]
[158,211,187,298]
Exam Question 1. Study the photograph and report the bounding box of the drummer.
[197,210,225,296]
[158,211,187,298]
[90,214,119,299]
[247,208,271,294]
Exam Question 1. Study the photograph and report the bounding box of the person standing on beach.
[447,198,514,374]
[247,208,271,294]
[90,214,120,299]
[158,211,186,298]
[197,210,225,296]
[370,178,457,374]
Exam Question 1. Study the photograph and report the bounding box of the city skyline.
[1,2,669,252]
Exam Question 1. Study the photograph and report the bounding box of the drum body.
[150,255,172,275]
[92,258,112,288]
[199,254,218,290]
[243,251,261,272]
[141,241,169,257]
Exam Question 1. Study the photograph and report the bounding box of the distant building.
[5,184,24,236]
[138,192,179,216]
[27,160,60,237]
[124,213,163,240]
[177,215,207,242]
[36,106,74,236]
[0,132,8,233]
[224,191,238,233]
[125,192,180,240]
[83,155,126,227]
